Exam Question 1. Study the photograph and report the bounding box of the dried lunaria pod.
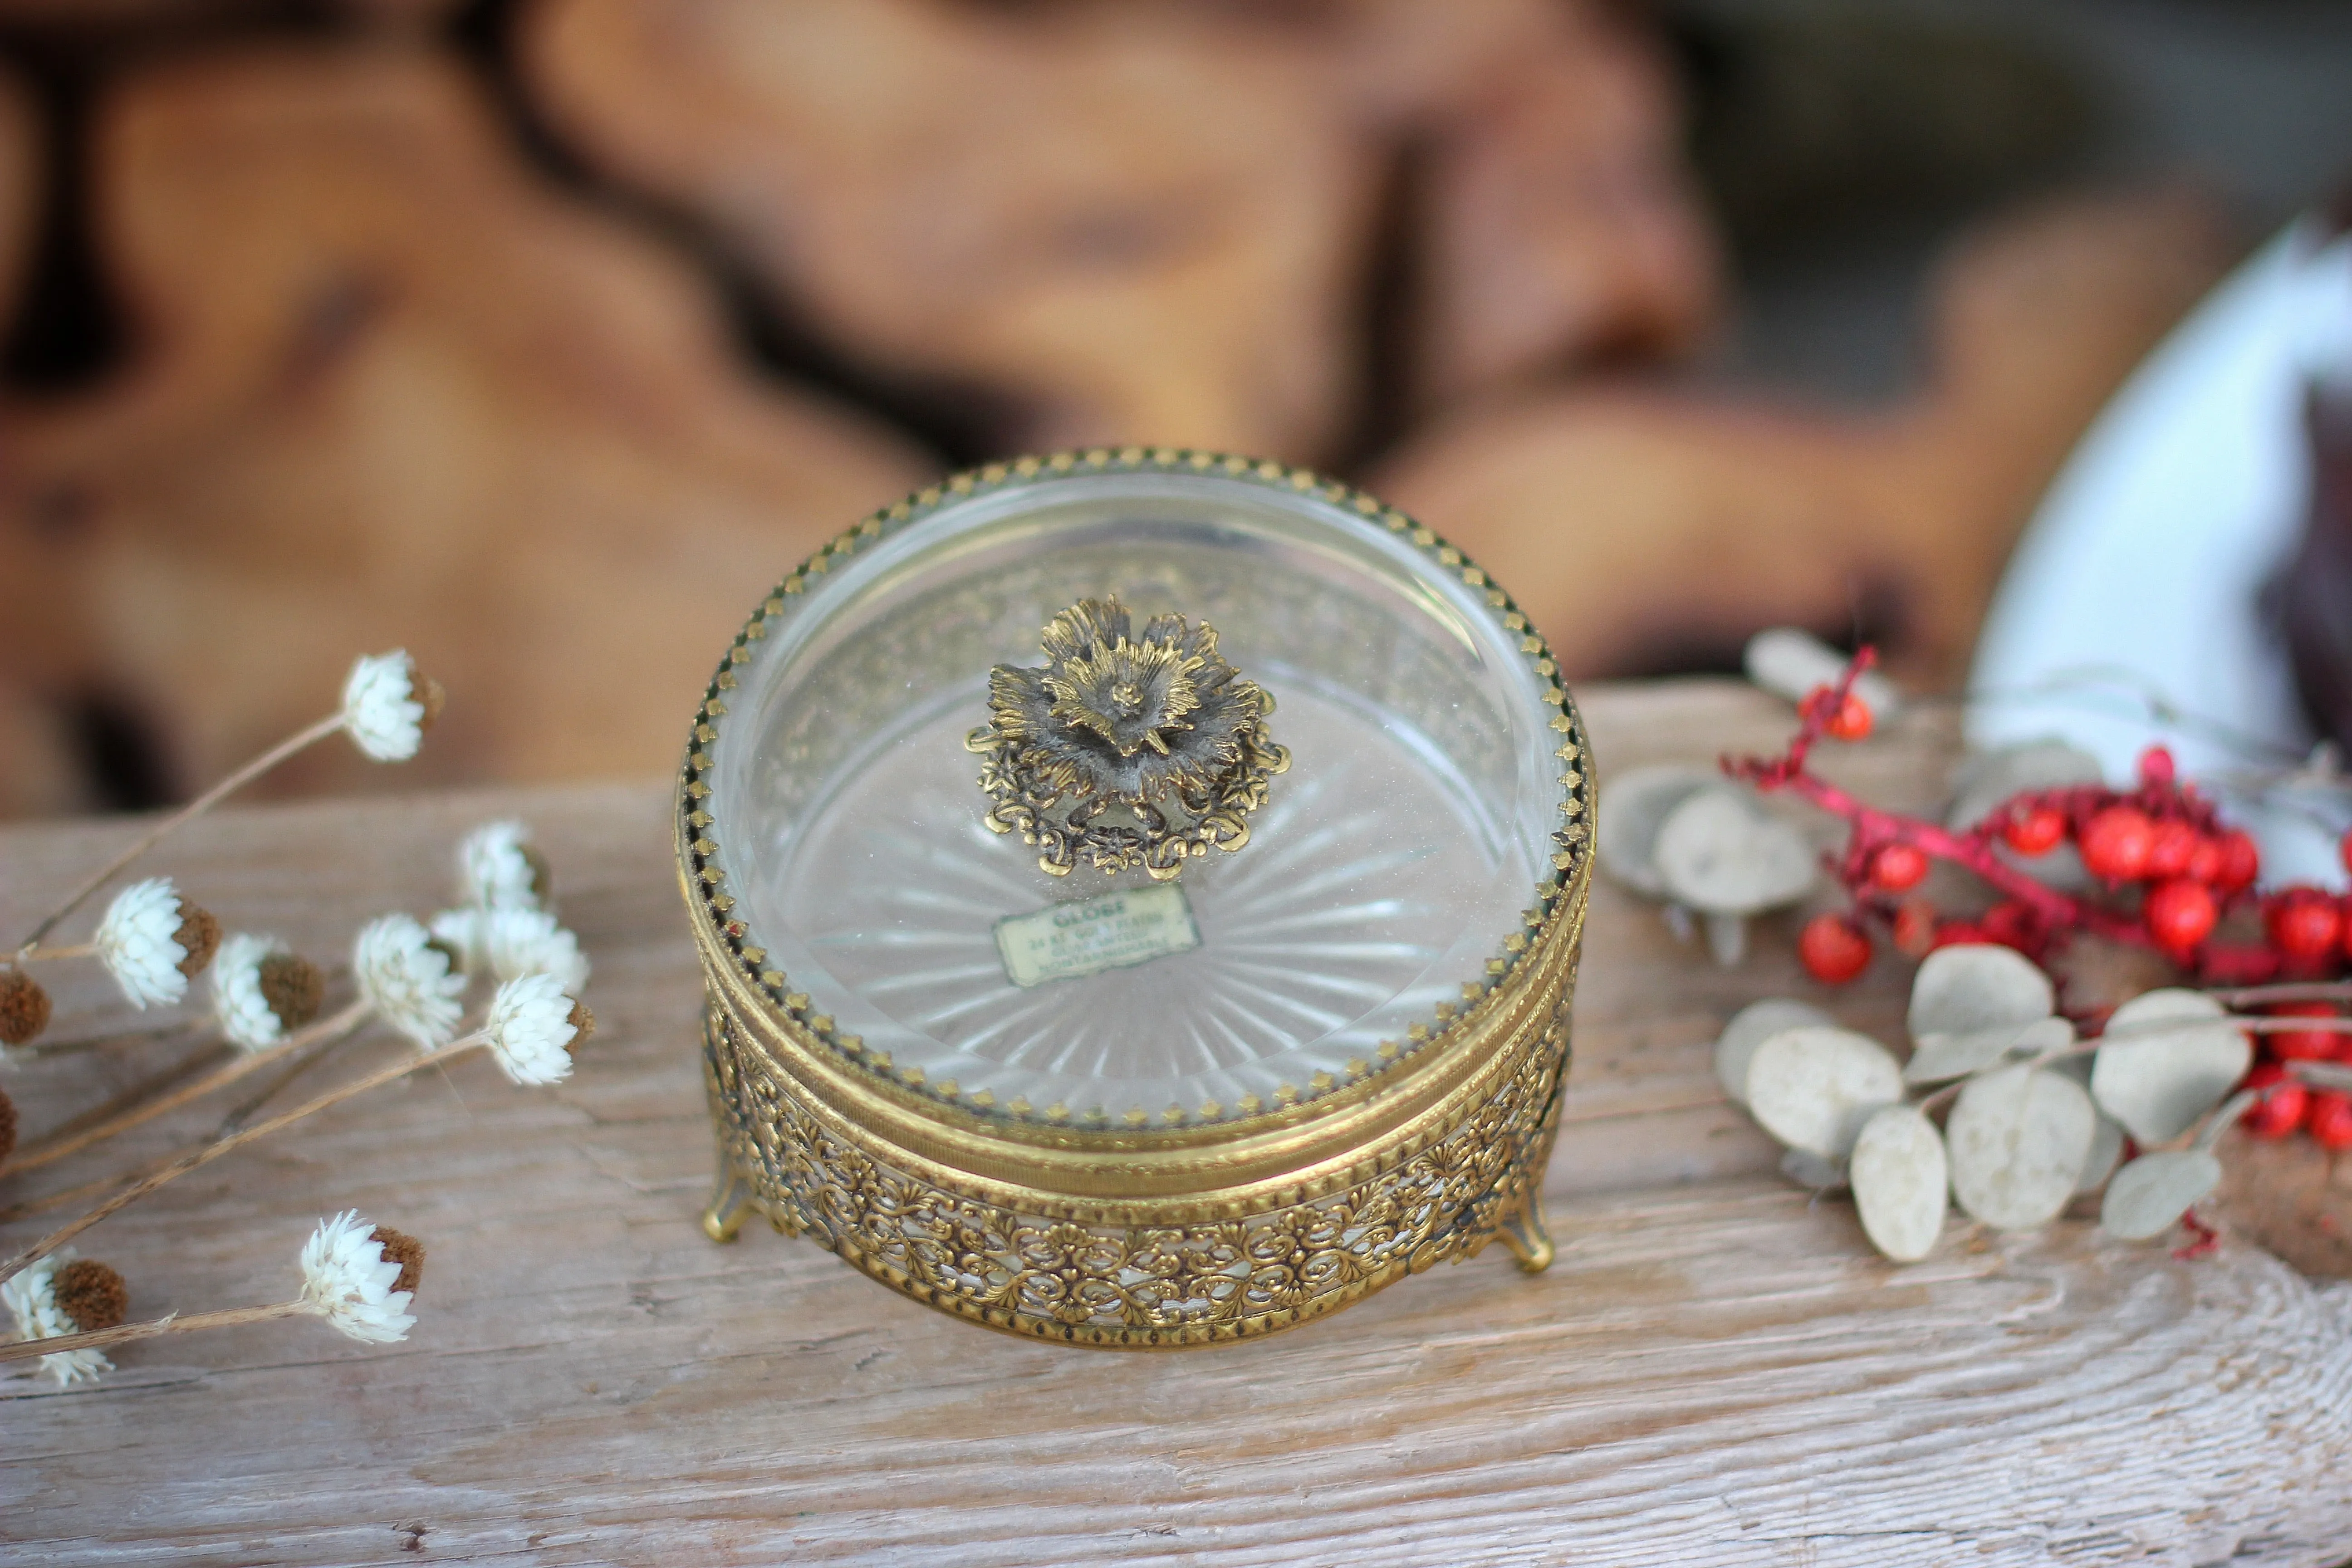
[1903,943,2060,1083]
[1714,997,1833,1106]
[1945,738,2104,891]
[95,877,220,1009]
[1597,765,1720,900]
[1849,1105,1948,1261]
[2101,1148,2225,1242]
[1745,1027,1904,1160]
[1743,628,1903,721]
[1601,767,1816,964]
[1944,738,2106,833]
[1946,1063,2096,1230]
[2088,988,2251,1146]
[1723,943,2269,1261]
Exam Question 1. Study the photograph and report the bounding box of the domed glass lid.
[691,452,1582,1134]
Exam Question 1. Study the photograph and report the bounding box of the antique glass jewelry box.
[680,449,1593,1347]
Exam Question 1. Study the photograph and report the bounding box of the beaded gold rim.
[677,447,1593,1138]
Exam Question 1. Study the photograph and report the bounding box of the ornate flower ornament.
[966,597,1289,879]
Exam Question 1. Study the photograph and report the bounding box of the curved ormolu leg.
[1496,1195,1556,1274]
[702,1160,755,1242]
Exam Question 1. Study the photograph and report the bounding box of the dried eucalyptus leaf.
[2074,1113,2126,1195]
[1597,766,1722,897]
[1908,943,2055,1040]
[1743,627,1904,718]
[1715,998,1834,1106]
[2090,988,2252,1146]
[1747,1026,1906,1159]
[1904,1016,2075,1085]
[1780,1147,1848,1191]
[1655,790,1816,915]
[2101,1150,2223,1241]
[1850,1104,1949,1261]
[1946,739,2106,831]
[1947,1064,2097,1230]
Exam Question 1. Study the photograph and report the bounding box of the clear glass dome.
[708,464,1565,1130]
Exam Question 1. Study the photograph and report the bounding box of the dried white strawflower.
[95,877,220,1009]
[428,907,486,973]
[3,1250,119,1385]
[353,913,466,1049]
[210,933,326,1051]
[483,972,588,1087]
[458,820,550,914]
[297,1211,416,1344]
[340,650,443,764]
[483,908,590,994]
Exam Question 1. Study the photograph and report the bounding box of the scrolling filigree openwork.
[702,993,1569,1348]
[965,597,1290,881]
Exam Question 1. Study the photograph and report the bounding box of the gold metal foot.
[702,1165,754,1242]
[1496,1197,1555,1274]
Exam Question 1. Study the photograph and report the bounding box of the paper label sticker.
[994,885,1201,988]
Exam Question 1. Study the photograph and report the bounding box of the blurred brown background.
[0,0,2345,817]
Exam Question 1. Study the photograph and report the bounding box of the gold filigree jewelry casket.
[680,450,1594,1348]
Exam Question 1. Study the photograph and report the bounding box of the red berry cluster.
[2242,1002,2352,1148]
[1738,652,2352,993]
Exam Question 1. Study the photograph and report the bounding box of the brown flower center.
[0,970,51,1047]
[369,1227,426,1296]
[54,1259,128,1332]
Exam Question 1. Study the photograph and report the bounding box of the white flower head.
[458,820,550,914]
[298,1211,416,1344]
[353,913,466,1049]
[340,650,441,764]
[3,1250,111,1386]
[484,972,585,1086]
[483,908,590,995]
[428,907,486,973]
[210,933,323,1052]
[95,877,216,1009]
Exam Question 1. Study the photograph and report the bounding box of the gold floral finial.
[967,597,1289,880]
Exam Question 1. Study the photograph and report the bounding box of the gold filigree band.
[701,973,1573,1348]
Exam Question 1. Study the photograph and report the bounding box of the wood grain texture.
[2,681,2349,1566]
[1376,189,2238,685]
[0,46,932,804]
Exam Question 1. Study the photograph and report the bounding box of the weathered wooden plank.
[1,681,2346,1566]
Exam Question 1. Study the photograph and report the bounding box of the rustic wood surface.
[0,46,931,803]
[1377,189,2236,685]
[3,680,2350,1566]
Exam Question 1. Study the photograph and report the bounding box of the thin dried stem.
[0,1169,119,1225]
[1,1000,372,1177]
[213,1027,359,1136]
[15,943,94,964]
[0,1299,307,1365]
[19,1019,201,1058]
[2207,981,2352,1008]
[15,713,343,953]
[0,1032,480,1291]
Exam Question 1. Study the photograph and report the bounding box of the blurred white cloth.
[1967,217,2352,889]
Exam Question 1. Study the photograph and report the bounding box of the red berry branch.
[1725,646,2352,993]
